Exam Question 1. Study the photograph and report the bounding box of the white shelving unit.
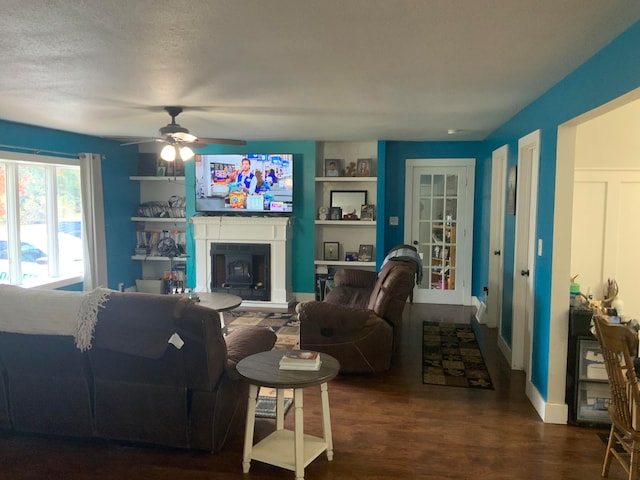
[314,142,378,269]
[130,175,188,285]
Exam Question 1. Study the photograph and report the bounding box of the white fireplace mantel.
[190,216,293,309]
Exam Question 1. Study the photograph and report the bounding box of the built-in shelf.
[315,176,376,182]
[315,220,376,226]
[314,260,375,267]
[131,216,186,222]
[131,255,187,262]
[129,176,185,181]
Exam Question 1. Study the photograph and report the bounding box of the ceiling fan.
[121,106,246,161]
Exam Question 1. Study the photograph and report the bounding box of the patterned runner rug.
[227,310,299,417]
[422,321,494,390]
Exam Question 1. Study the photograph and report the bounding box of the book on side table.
[279,350,321,371]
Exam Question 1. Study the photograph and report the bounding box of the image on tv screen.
[195,154,293,215]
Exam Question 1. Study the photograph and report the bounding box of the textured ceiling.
[1,0,639,143]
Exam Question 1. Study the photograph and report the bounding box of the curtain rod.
[0,143,79,159]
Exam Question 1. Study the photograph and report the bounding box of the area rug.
[227,310,299,418]
[226,310,299,350]
[422,321,494,390]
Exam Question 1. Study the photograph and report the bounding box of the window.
[0,153,84,286]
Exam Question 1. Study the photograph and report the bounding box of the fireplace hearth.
[210,243,270,301]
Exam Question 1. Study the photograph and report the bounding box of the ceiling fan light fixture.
[179,146,194,161]
[160,144,176,161]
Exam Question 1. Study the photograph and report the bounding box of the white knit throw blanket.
[0,284,112,351]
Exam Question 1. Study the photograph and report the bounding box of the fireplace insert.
[210,243,270,301]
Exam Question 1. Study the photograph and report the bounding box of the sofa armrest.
[224,326,277,379]
[333,268,378,288]
[296,301,376,336]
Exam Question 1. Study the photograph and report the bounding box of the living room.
[1,3,640,478]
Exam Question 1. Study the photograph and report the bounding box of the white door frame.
[511,130,540,373]
[487,145,507,329]
[404,158,475,305]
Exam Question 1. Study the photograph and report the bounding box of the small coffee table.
[185,292,242,333]
[237,350,340,480]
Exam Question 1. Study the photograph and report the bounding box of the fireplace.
[191,216,293,308]
[210,243,270,301]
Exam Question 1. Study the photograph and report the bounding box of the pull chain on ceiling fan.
[121,106,246,161]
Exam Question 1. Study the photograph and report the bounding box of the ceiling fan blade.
[120,138,165,146]
[194,137,247,146]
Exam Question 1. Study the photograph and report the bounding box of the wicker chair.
[593,315,640,480]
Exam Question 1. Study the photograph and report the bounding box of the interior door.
[487,146,507,329]
[511,130,540,373]
[404,159,475,305]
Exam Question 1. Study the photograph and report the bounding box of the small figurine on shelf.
[344,161,357,177]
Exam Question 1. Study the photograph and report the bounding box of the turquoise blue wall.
[478,20,640,398]
[0,119,140,291]
[2,18,639,404]
[185,141,317,294]
[380,141,483,259]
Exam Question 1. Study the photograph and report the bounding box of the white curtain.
[79,153,108,290]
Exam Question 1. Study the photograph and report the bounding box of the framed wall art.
[324,159,342,177]
[324,242,339,261]
[358,244,373,262]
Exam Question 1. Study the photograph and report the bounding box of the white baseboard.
[472,296,487,324]
[526,378,568,424]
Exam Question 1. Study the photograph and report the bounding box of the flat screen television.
[194,153,294,216]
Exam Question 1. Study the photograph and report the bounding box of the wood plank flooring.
[0,303,619,479]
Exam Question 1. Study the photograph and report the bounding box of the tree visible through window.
[0,155,83,285]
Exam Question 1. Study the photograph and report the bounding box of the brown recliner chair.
[296,254,418,373]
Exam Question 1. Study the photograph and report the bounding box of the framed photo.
[324,242,339,261]
[506,166,517,215]
[356,158,373,177]
[345,251,358,261]
[324,159,342,177]
[360,204,375,221]
[156,166,166,177]
[330,190,368,217]
[329,206,342,220]
[358,244,373,262]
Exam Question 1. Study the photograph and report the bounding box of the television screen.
[194,153,294,215]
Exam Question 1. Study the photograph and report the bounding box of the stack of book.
[279,350,321,371]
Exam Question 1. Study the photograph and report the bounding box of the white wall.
[571,99,640,318]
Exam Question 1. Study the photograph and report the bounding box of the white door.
[404,159,475,305]
[511,130,540,372]
[487,146,508,329]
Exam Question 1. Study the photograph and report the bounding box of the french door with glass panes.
[404,159,475,305]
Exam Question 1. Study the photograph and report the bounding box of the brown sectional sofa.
[0,286,275,452]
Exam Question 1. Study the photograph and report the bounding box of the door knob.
[413,240,418,245]
[493,250,501,256]
[521,269,530,277]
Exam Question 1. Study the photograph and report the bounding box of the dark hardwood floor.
[0,303,618,479]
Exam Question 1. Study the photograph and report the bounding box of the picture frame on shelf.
[358,244,373,262]
[156,166,166,177]
[329,206,342,221]
[345,251,358,262]
[356,158,373,176]
[324,242,340,261]
[360,204,375,221]
[330,190,367,219]
[324,159,343,177]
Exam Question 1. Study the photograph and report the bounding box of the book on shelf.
[279,350,321,371]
